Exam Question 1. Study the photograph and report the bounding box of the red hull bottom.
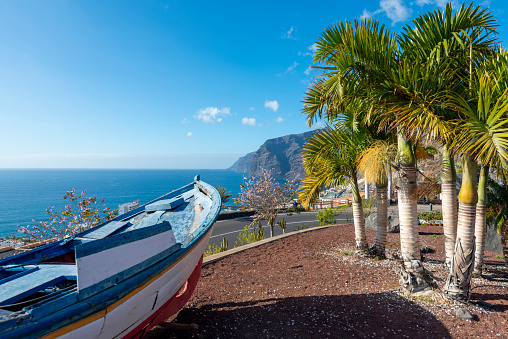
[123,256,204,339]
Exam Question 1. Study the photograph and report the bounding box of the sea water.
[0,169,245,238]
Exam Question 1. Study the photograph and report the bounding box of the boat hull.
[43,226,212,339]
[0,179,220,339]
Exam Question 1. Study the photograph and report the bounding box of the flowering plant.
[235,168,298,237]
[18,189,118,243]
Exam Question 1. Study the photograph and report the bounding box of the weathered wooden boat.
[0,176,220,338]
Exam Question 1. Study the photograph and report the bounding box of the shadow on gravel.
[146,293,452,339]
[472,292,508,312]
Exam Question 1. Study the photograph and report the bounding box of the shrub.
[204,237,228,257]
[418,210,443,223]
[235,221,265,246]
[295,223,310,231]
[362,198,377,218]
[316,207,343,225]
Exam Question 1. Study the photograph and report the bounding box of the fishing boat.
[0,176,220,338]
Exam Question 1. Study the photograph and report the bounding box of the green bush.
[235,221,265,246]
[316,207,343,225]
[204,237,228,257]
[362,198,377,218]
[295,223,310,231]
[418,210,443,223]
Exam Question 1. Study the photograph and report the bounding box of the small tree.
[18,189,118,243]
[216,186,232,206]
[235,168,298,237]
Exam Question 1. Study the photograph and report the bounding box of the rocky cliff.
[228,152,255,173]
[228,131,315,180]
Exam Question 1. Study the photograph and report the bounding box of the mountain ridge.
[228,131,315,180]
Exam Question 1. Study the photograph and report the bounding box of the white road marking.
[210,218,350,239]
[214,211,319,223]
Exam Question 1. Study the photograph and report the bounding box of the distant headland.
[228,131,317,181]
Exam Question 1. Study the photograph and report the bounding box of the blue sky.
[0,0,506,169]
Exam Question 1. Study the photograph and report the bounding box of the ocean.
[0,169,245,238]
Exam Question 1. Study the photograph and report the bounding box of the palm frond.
[357,140,396,186]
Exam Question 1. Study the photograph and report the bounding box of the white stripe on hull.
[57,231,211,339]
[77,230,177,291]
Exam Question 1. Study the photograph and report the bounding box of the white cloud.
[365,0,465,25]
[242,117,257,126]
[304,66,312,75]
[194,107,231,123]
[286,62,298,73]
[181,118,190,124]
[264,100,279,112]
[361,9,373,19]
[314,122,325,129]
[275,117,285,123]
[413,0,458,8]
[298,43,317,57]
[380,0,412,24]
[362,0,412,25]
[249,107,255,111]
[187,132,193,137]
[282,26,296,39]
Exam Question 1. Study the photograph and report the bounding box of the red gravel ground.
[146,224,508,338]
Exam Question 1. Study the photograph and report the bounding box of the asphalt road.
[207,210,354,249]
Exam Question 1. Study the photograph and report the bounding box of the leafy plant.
[277,218,287,234]
[235,221,265,246]
[204,237,228,257]
[316,207,343,225]
[295,223,310,231]
[418,210,443,223]
[18,189,117,243]
[362,198,377,218]
[216,186,232,206]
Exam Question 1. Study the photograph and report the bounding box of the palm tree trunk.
[500,221,508,268]
[370,183,388,258]
[364,171,370,199]
[351,174,369,255]
[397,135,431,293]
[444,154,478,301]
[388,166,393,200]
[441,148,458,268]
[474,165,489,276]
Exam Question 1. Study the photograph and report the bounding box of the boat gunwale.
[0,179,221,339]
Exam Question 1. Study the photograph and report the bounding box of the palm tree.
[299,125,371,255]
[216,186,232,207]
[474,163,489,275]
[377,4,500,299]
[303,4,504,296]
[487,178,508,268]
[358,140,396,258]
[473,49,508,275]
[441,148,458,268]
[443,71,508,296]
[306,17,438,292]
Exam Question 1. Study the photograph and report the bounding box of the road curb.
[203,224,341,266]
